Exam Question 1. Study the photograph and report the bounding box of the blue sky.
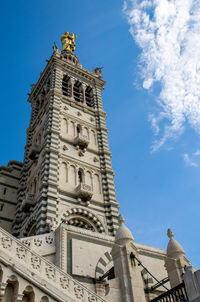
[0,0,200,268]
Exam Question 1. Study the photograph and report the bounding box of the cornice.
[53,56,106,87]
[62,224,115,242]
[27,52,106,102]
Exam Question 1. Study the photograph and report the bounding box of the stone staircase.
[0,226,107,302]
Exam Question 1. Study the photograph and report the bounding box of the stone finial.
[115,214,134,244]
[119,214,125,225]
[52,42,61,56]
[93,67,103,78]
[166,228,185,258]
[166,228,191,288]
[167,228,174,239]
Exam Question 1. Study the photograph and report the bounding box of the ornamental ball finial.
[61,31,77,52]
[167,228,174,239]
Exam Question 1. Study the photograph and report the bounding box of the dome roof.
[115,215,134,244]
[166,229,185,258]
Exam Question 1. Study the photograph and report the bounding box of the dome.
[115,215,134,244]
[166,229,185,258]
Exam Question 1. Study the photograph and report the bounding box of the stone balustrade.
[20,193,35,211]
[74,134,89,149]
[20,232,55,256]
[0,226,107,302]
[29,143,41,160]
[75,183,93,204]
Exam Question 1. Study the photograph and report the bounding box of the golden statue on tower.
[61,31,77,52]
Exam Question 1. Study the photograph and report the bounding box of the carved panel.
[60,275,69,289]
[34,238,43,246]
[16,246,26,259]
[88,295,97,302]
[31,255,41,269]
[1,236,12,249]
[74,285,84,299]
[45,265,55,280]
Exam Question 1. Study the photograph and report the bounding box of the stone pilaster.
[111,217,146,302]
[0,282,7,301]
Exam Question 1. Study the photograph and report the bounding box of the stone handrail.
[0,226,107,302]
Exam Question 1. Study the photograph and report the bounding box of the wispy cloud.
[123,0,200,151]
[183,150,200,167]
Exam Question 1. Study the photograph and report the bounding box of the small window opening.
[40,99,44,108]
[78,170,83,184]
[62,76,71,97]
[77,125,81,135]
[44,78,51,94]
[0,204,4,211]
[74,81,82,102]
[38,134,42,144]
[85,86,94,107]
[47,78,51,88]
[35,100,40,116]
[3,188,7,195]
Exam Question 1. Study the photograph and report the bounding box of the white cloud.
[194,150,200,156]
[183,153,198,167]
[183,149,200,167]
[123,0,200,151]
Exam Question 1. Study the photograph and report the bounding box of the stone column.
[165,229,190,288]
[183,266,200,302]
[70,78,75,98]
[82,83,86,104]
[111,215,146,302]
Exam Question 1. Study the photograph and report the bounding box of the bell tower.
[13,32,119,237]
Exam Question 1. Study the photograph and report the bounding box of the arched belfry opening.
[73,81,82,102]
[85,86,94,107]
[62,75,71,97]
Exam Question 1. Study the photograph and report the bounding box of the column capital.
[70,77,76,84]
[81,82,87,89]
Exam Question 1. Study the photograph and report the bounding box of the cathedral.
[0,32,199,302]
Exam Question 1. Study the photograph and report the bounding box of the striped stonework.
[95,251,113,280]
[61,207,105,233]
[12,47,119,239]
